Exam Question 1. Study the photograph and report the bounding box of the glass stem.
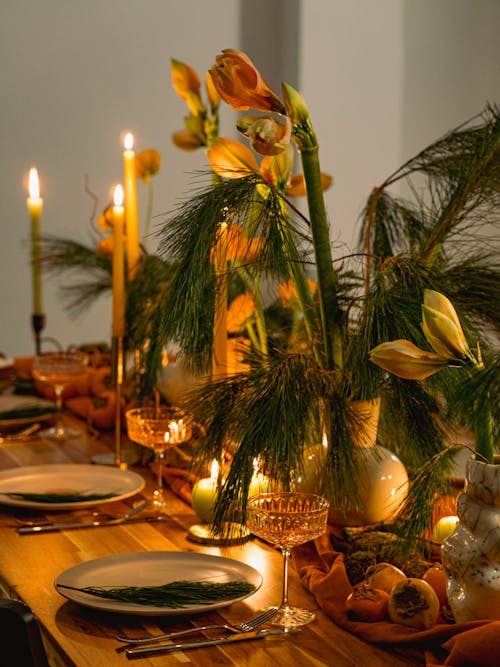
[54,384,65,438]
[279,547,292,611]
[155,450,165,502]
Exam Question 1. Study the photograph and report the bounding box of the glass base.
[39,424,82,441]
[271,605,316,628]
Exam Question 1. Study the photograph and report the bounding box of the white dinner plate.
[54,551,262,615]
[0,395,56,430]
[0,464,145,509]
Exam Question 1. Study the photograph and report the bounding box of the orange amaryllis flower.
[209,49,284,114]
[98,204,115,231]
[236,114,291,156]
[369,340,449,380]
[171,58,201,101]
[225,224,264,263]
[207,138,259,179]
[97,235,113,257]
[135,149,161,182]
[227,292,256,333]
[279,278,317,308]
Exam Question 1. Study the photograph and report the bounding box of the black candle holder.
[31,313,45,355]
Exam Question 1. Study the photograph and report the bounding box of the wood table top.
[0,413,422,667]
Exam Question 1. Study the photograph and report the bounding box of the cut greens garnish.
[58,580,257,607]
[5,491,117,503]
[0,405,56,420]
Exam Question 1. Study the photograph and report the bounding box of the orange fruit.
[422,564,448,607]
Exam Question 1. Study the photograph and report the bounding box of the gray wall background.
[1,0,498,357]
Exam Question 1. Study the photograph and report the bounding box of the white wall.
[0,0,240,357]
[300,0,500,254]
[1,0,498,358]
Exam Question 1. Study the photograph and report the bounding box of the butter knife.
[18,514,166,534]
[125,628,299,658]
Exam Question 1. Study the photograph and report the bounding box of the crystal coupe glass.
[126,407,192,514]
[32,351,88,440]
[246,491,329,628]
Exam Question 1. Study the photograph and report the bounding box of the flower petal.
[422,304,471,360]
[171,59,201,101]
[260,144,294,189]
[207,138,259,178]
[369,340,448,380]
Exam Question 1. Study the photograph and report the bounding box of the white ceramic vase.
[441,457,500,622]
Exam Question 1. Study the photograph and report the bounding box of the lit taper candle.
[26,167,43,316]
[122,132,140,280]
[112,184,125,338]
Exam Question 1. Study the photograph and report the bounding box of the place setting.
[49,490,331,658]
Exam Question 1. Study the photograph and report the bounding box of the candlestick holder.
[31,313,45,355]
[187,522,251,546]
[91,336,138,467]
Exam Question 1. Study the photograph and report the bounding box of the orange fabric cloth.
[293,527,497,666]
[14,357,117,429]
[158,466,195,506]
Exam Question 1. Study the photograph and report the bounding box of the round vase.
[296,399,408,527]
[157,355,198,406]
[441,457,500,622]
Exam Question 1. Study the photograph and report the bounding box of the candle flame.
[28,168,40,200]
[124,132,134,150]
[210,459,219,481]
[113,184,124,207]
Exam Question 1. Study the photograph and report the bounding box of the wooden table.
[0,414,422,667]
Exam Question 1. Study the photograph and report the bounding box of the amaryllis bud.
[282,82,310,126]
[171,59,201,101]
[369,340,448,380]
[205,71,220,111]
[422,290,472,361]
[209,49,284,113]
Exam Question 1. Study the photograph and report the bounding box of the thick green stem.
[474,401,494,463]
[299,146,342,370]
[276,200,320,362]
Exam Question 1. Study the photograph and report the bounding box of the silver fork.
[115,606,278,645]
[16,500,151,528]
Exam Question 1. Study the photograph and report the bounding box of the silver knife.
[18,514,166,534]
[125,628,299,658]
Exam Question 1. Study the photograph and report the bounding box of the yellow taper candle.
[212,221,228,378]
[122,132,140,281]
[26,167,43,315]
[112,184,126,338]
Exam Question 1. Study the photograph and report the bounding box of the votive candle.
[191,459,220,523]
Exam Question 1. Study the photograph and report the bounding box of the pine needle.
[59,580,257,607]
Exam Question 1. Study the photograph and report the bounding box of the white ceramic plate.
[0,464,145,509]
[54,551,262,615]
[0,395,56,430]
